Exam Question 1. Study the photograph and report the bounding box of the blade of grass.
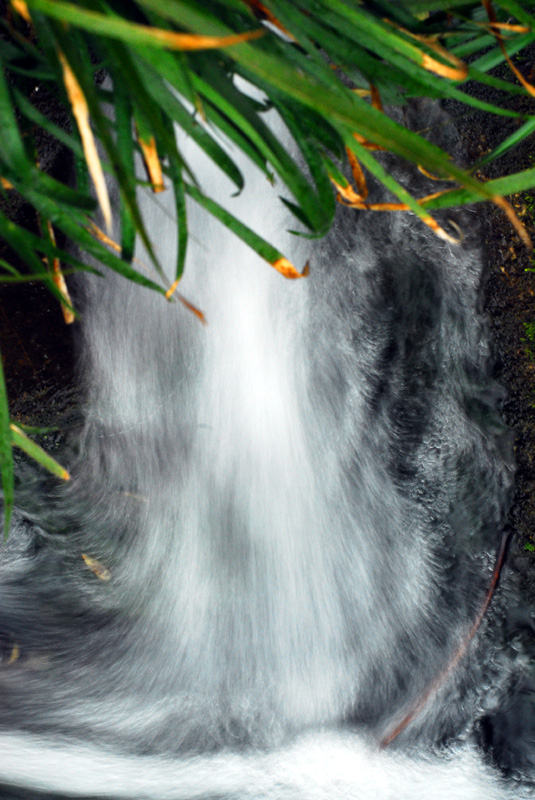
[10,424,70,480]
[13,422,59,434]
[135,113,166,193]
[13,88,85,159]
[51,26,164,278]
[185,181,309,278]
[0,161,97,211]
[192,63,330,231]
[420,167,535,210]
[475,116,535,169]
[0,353,14,540]
[25,0,264,50]
[0,209,68,304]
[274,99,335,235]
[129,53,245,192]
[0,260,21,278]
[111,75,136,262]
[0,60,31,173]
[17,188,167,293]
[346,137,462,244]
[58,49,112,231]
[42,218,76,323]
[162,132,188,284]
[466,64,529,94]
[491,0,535,27]
[471,30,535,72]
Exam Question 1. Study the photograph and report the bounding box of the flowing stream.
[0,102,533,799]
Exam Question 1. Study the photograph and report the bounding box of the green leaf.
[185,181,303,272]
[467,65,528,95]
[346,137,456,239]
[192,64,328,231]
[274,100,335,235]
[0,61,31,174]
[1,158,97,211]
[13,88,85,159]
[421,167,535,211]
[10,424,70,481]
[112,76,136,262]
[491,0,535,27]
[52,27,165,281]
[13,422,60,435]
[0,353,14,541]
[130,53,244,192]
[17,188,167,294]
[0,210,66,304]
[26,0,262,49]
[451,32,495,58]
[475,117,535,169]
[471,31,535,73]
[397,0,484,12]
[0,260,22,278]
[0,265,96,284]
[163,136,188,283]
[301,3,524,119]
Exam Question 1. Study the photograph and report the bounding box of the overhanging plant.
[1,0,535,535]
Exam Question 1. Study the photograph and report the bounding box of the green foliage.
[2,0,535,534]
[521,321,535,368]
[523,321,535,340]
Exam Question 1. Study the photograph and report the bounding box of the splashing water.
[0,102,532,799]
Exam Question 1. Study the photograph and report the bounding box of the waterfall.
[0,101,532,799]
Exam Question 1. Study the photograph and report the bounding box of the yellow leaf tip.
[166,279,181,300]
[137,134,166,194]
[10,0,31,23]
[178,293,207,324]
[82,553,111,581]
[7,642,19,665]
[272,257,310,279]
[59,51,112,233]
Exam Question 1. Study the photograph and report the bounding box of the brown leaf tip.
[272,257,310,279]
[82,553,111,581]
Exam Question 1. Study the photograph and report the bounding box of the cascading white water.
[0,101,532,798]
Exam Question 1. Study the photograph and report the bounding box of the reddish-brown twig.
[380,527,513,748]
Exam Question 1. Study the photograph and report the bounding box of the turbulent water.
[0,101,534,799]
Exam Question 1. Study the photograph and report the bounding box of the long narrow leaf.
[0,61,30,173]
[19,188,167,294]
[10,424,70,481]
[421,167,535,210]
[186,182,308,278]
[131,54,244,192]
[346,138,462,244]
[58,49,112,231]
[475,117,535,169]
[0,210,67,304]
[13,88,85,159]
[51,26,164,278]
[112,76,137,262]
[163,135,188,284]
[0,353,13,540]
[26,0,264,50]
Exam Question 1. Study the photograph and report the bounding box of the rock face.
[448,80,535,604]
